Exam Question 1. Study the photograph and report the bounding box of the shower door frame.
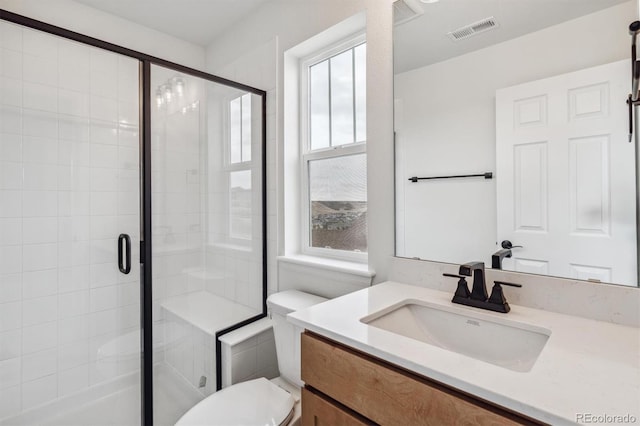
[0,10,268,426]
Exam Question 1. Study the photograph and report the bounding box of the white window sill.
[277,254,375,279]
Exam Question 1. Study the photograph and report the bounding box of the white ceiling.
[74,0,270,46]
[395,0,630,73]
[73,0,630,66]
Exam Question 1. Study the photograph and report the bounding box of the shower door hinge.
[140,241,146,264]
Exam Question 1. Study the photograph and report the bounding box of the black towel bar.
[408,172,493,182]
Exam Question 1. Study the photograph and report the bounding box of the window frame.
[224,92,254,245]
[299,33,367,263]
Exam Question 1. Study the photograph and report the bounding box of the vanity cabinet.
[301,331,542,426]
[301,387,373,426]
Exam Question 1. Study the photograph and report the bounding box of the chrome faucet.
[443,261,522,313]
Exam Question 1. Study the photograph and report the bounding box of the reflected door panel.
[496,60,637,286]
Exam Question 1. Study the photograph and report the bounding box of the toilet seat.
[175,377,295,426]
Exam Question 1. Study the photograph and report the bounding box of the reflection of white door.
[496,60,637,286]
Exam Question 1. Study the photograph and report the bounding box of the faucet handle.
[443,273,464,279]
[494,280,522,288]
[487,281,522,313]
[443,273,470,299]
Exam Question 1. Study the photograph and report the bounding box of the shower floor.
[21,364,202,426]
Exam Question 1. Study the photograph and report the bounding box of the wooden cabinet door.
[302,332,541,426]
[302,387,374,426]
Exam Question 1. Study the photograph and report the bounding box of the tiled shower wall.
[150,71,209,394]
[0,22,141,419]
[151,72,205,318]
[150,68,264,398]
[150,70,265,316]
[150,67,265,316]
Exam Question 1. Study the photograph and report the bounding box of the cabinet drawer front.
[301,332,535,426]
[302,387,374,426]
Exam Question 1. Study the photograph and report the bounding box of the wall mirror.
[393,0,639,287]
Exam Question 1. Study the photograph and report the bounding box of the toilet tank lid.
[267,290,327,315]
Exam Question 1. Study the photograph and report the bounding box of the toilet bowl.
[175,290,327,426]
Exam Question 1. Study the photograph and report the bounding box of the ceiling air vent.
[447,16,499,41]
[393,0,424,26]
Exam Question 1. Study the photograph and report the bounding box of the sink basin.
[361,300,550,372]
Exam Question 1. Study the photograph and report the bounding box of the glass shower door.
[150,64,264,425]
[0,21,142,425]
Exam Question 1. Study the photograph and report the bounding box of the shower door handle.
[118,234,131,274]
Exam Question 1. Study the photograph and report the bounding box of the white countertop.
[287,281,640,425]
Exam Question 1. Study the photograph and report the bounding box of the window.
[301,37,367,260]
[228,93,253,241]
[230,93,252,164]
[229,170,252,240]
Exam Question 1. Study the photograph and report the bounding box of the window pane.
[241,93,252,162]
[230,97,241,163]
[330,49,354,146]
[310,61,330,150]
[230,170,252,239]
[309,154,367,252]
[354,43,366,143]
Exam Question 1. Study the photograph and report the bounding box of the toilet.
[175,290,327,426]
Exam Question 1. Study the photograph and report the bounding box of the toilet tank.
[266,290,327,388]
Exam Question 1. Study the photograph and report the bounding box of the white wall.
[395,2,634,266]
[205,0,395,297]
[0,0,205,70]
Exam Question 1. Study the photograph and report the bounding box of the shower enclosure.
[0,11,266,426]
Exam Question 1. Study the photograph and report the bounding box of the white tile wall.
[0,330,21,361]
[151,68,210,399]
[22,269,57,299]
[0,385,21,420]
[22,348,57,382]
[220,325,278,389]
[161,312,216,396]
[0,357,21,389]
[0,21,141,420]
[22,374,57,410]
[58,364,89,397]
[0,273,21,303]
